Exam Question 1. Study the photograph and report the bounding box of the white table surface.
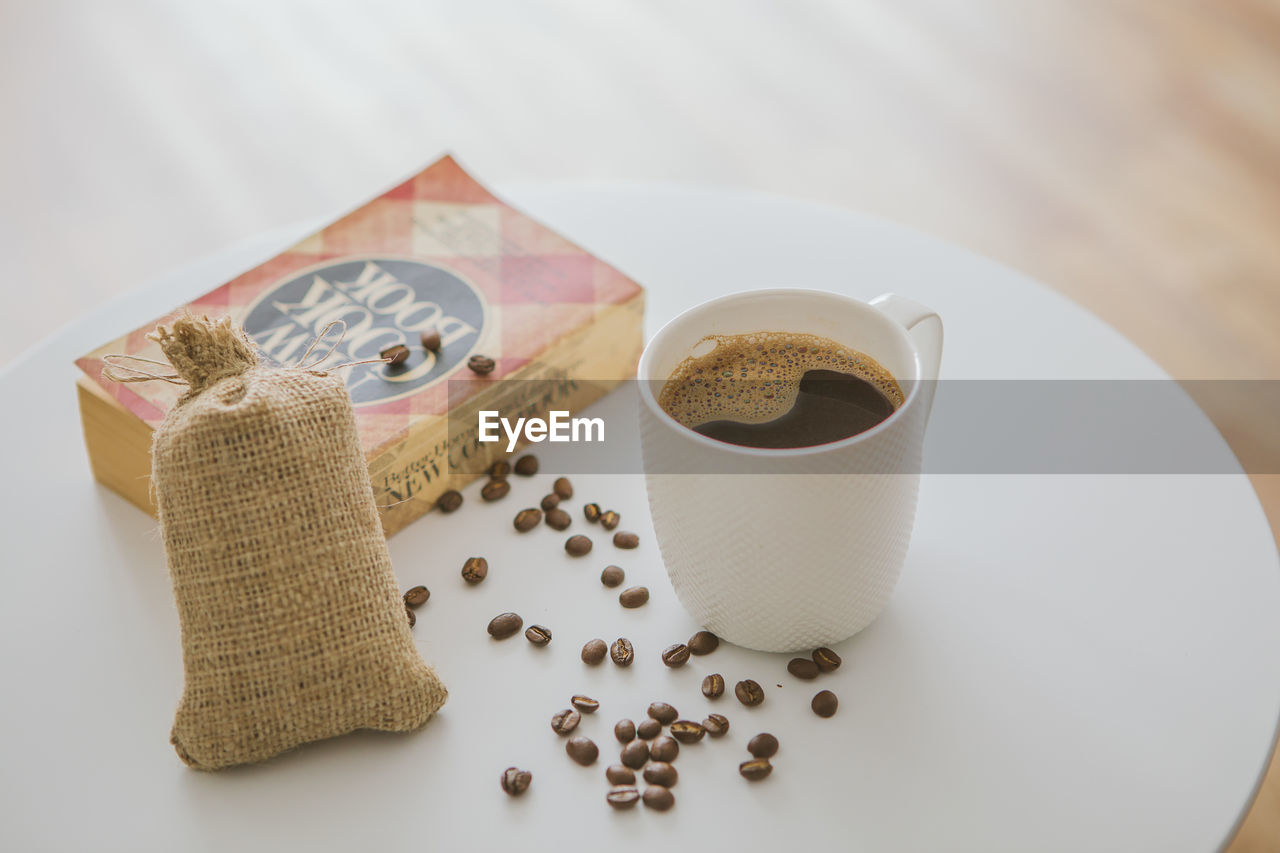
[1,185,1277,853]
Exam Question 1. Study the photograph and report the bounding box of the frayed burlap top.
[148,316,446,770]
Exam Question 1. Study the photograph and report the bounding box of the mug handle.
[868,293,943,420]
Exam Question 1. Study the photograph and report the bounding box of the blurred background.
[2,1,1277,847]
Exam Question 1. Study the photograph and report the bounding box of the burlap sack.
[138,315,446,770]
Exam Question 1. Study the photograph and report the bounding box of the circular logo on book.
[242,257,488,406]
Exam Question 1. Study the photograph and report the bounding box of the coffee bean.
[620,739,649,769]
[420,328,442,353]
[571,695,599,713]
[703,714,729,738]
[514,454,539,476]
[619,586,649,608]
[687,631,719,655]
[812,647,842,672]
[649,735,679,762]
[613,531,639,549]
[525,624,552,646]
[605,764,636,785]
[599,510,620,531]
[642,786,675,811]
[462,556,488,585]
[747,733,779,758]
[669,720,705,743]
[487,612,523,639]
[660,644,690,667]
[702,673,725,699]
[735,680,765,707]
[609,638,634,667]
[437,489,463,513]
[811,689,839,718]
[565,535,593,556]
[468,354,496,375]
[614,719,636,743]
[380,343,410,366]
[540,493,560,511]
[551,708,581,735]
[787,658,820,679]
[582,639,607,665]
[500,766,532,796]
[606,787,640,809]
[566,736,598,766]
[513,508,542,532]
[544,508,572,530]
[600,565,625,588]
[405,604,416,627]
[643,762,678,788]
[489,460,511,479]
[553,477,574,499]
[739,759,773,781]
[583,503,601,523]
[647,702,678,724]
[403,586,430,608]
[636,718,662,740]
[481,479,510,501]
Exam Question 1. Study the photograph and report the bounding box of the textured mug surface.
[638,290,943,652]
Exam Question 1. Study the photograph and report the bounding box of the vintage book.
[75,155,645,536]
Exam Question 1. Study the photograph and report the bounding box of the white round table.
[1,185,1277,852]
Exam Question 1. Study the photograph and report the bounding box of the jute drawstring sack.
[106,315,447,770]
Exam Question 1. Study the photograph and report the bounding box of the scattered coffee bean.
[600,565,625,587]
[571,695,599,713]
[643,762,678,787]
[600,510,620,531]
[702,673,726,699]
[481,479,510,501]
[513,508,542,532]
[747,733,779,758]
[544,508,572,530]
[489,460,511,479]
[500,766,532,796]
[688,631,719,655]
[406,604,416,627]
[735,680,765,707]
[380,343,410,366]
[606,787,640,809]
[812,647,842,672]
[669,720,705,743]
[437,489,463,512]
[420,328,442,353]
[462,556,488,585]
[660,643,690,667]
[566,736,598,766]
[565,535,593,556]
[812,689,839,718]
[739,759,773,781]
[703,714,729,738]
[621,739,650,769]
[613,531,640,549]
[525,624,552,647]
[787,658,820,679]
[649,735,679,762]
[636,718,662,740]
[642,786,675,811]
[404,586,430,608]
[540,493,560,511]
[606,764,636,785]
[610,638,634,667]
[468,354,496,375]
[619,586,649,609]
[583,503,602,523]
[514,454,539,476]
[487,612,523,639]
[614,719,637,743]
[648,702,679,724]
[551,708,581,735]
[553,477,574,499]
[582,639,607,665]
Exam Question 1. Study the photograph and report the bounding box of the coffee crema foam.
[658,331,904,429]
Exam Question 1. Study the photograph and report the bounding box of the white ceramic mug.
[637,289,943,652]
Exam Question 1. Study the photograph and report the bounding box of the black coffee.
[659,331,903,449]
